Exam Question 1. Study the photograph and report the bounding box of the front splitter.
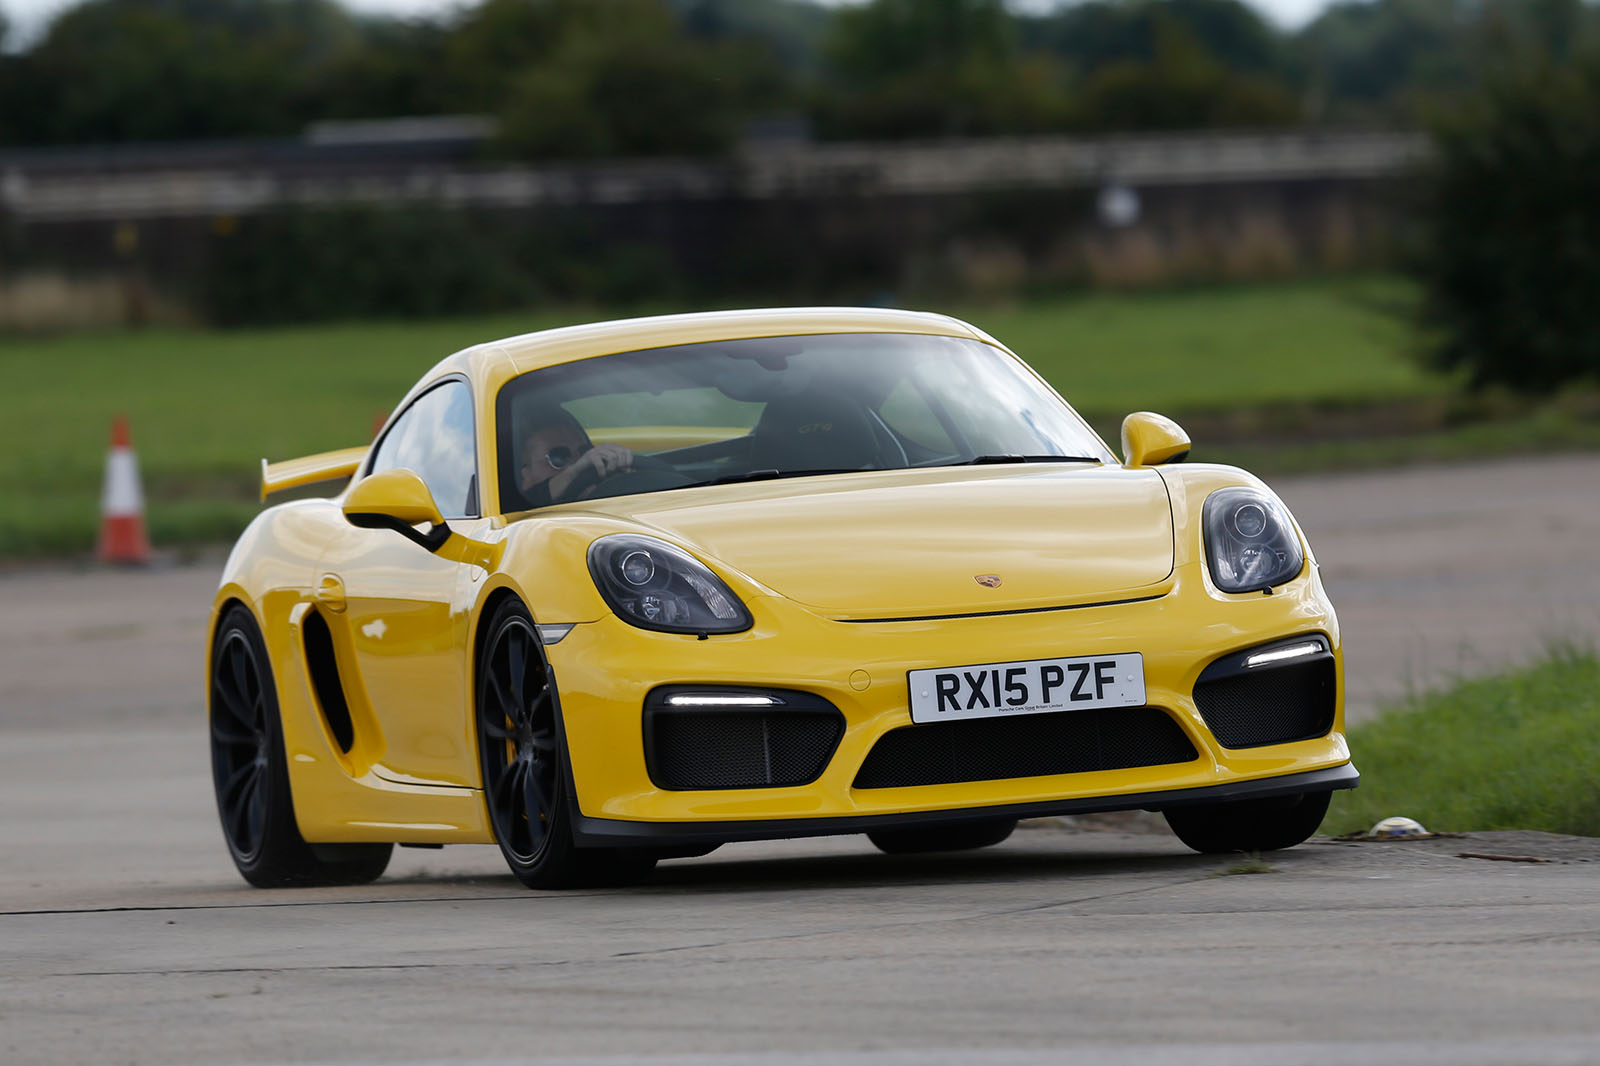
[571,762,1359,847]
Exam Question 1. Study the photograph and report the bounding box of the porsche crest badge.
[974,574,1003,588]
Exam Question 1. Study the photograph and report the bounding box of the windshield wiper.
[672,468,862,490]
[956,454,1103,466]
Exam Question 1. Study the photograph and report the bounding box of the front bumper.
[546,561,1350,832]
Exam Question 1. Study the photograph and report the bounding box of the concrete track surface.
[3,455,1599,1066]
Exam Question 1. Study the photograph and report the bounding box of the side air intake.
[302,610,355,753]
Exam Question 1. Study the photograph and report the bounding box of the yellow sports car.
[209,308,1355,889]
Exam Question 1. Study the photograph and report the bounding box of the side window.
[369,379,478,519]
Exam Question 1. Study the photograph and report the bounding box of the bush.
[1412,52,1600,392]
[198,206,693,325]
[203,208,538,325]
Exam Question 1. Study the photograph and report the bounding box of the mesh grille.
[647,709,844,790]
[853,706,1197,789]
[1193,658,1336,749]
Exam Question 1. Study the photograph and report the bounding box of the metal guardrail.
[0,130,1428,223]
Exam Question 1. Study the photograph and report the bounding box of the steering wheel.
[556,454,694,503]
[555,462,604,501]
[581,465,696,501]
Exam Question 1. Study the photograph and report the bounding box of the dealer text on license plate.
[907,653,1145,724]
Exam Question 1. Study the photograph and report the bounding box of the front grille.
[852,706,1198,789]
[1194,645,1336,749]
[644,689,844,790]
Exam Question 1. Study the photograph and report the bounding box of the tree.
[1015,0,1302,130]
[1025,0,1292,80]
[811,0,1069,139]
[433,0,577,112]
[1412,51,1600,391]
[1076,17,1301,129]
[1296,0,1600,121]
[497,21,751,157]
[471,0,776,158]
[1297,0,1474,119]
[302,16,453,121]
[670,0,829,75]
[0,0,368,143]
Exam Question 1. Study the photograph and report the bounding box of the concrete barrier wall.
[0,129,1424,221]
[0,129,1424,327]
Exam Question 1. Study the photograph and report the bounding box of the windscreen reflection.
[495,333,1110,512]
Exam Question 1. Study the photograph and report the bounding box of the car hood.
[575,466,1175,620]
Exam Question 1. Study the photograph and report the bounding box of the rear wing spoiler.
[259,446,368,502]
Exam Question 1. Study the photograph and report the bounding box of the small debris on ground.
[1371,815,1429,838]
[1218,853,1276,875]
[1330,830,1463,842]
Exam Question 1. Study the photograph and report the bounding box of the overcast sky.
[2,0,1340,45]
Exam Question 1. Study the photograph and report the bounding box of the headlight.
[1203,488,1305,593]
[587,535,753,634]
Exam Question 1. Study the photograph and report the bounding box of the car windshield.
[495,332,1112,512]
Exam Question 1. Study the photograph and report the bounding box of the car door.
[316,377,483,789]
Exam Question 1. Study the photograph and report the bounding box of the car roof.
[427,306,998,387]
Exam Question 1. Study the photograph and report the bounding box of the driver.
[518,407,634,508]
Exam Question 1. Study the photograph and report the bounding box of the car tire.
[209,605,393,887]
[476,598,657,889]
[867,817,1018,855]
[1163,790,1331,854]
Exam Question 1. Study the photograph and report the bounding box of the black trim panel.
[853,705,1198,788]
[643,685,846,791]
[571,762,1359,847]
[345,511,452,552]
[1193,633,1337,749]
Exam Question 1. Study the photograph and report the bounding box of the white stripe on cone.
[101,446,145,516]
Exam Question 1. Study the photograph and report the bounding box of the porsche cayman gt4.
[208,307,1356,889]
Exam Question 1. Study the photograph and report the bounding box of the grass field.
[1326,648,1600,838]
[972,277,1431,413]
[0,275,1534,556]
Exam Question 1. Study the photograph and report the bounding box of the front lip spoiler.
[570,762,1359,847]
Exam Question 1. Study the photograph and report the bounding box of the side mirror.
[1121,412,1191,467]
[343,469,449,551]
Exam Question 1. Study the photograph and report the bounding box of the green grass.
[0,276,1500,557]
[0,309,613,556]
[1217,853,1276,875]
[1197,397,1600,476]
[965,276,1436,415]
[1328,648,1600,838]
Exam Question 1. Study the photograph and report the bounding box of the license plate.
[907,653,1146,724]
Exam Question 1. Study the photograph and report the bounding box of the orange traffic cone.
[96,416,152,565]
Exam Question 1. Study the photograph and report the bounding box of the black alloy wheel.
[476,598,655,889]
[1163,789,1332,854]
[209,605,391,887]
[867,817,1018,855]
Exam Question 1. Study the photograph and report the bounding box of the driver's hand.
[549,443,634,501]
